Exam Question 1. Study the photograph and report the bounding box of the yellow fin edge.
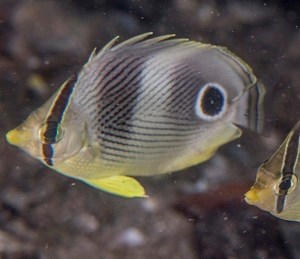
[84,175,147,198]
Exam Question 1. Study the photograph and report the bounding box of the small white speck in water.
[117,228,145,247]
[140,198,158,212]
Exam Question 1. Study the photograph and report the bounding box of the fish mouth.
[244,187,260,205]
[6,126,32,147]
[6,128,23,146]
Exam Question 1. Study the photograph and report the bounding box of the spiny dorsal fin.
[90,33,190,64]
[141,36,192,50]
[94,35,120,60]
[113,34,189,51]
[134,34,177,45]
[111,32,153,51]
[87,47,97,63]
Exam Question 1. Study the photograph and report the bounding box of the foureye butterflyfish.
[6,33,265,197]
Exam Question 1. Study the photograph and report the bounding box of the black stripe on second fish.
[276,123,300,213]
[42,75,77,166]
[276,195,286,214]
[282,127,300,174]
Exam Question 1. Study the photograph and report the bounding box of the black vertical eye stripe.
[276,122,300,213]
[42,75,77,166]
[42,121,59,144]
[42,143,54,166]
[279,177,292,191]
[276,195,286,214]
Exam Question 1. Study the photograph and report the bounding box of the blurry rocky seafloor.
[0,0,299,258]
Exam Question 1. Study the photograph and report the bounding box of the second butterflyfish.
[245,121,300,222]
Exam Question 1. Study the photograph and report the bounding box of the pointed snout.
[6,127,29,146]
[244,187,260,204]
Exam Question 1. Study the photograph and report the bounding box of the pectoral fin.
[84,175,147,198]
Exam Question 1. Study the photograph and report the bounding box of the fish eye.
[195,83,227,121]
[279,180,291,191]
[39,121,64,144]
[274,174,298,196]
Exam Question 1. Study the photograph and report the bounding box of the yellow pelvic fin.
[84,175,147,198]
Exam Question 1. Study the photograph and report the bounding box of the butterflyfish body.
[245,121,300,222]
[7,33,265,197]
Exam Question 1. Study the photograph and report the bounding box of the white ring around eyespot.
[195,82,227,121]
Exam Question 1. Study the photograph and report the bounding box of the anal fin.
[84,175,147,198]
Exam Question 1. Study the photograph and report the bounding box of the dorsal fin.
[142,34,185,44]
[112,34,188,51]
[111,32,153,51]
[89,33,190,65]
[87,47,97,63]
[141,36,191,49]
[94,36,120,60]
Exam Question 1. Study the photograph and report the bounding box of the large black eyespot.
[195,83,227,120]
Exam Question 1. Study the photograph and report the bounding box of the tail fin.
[247,80,266,133]
[233,80,266,134]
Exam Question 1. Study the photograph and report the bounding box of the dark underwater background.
[0,0,299,258]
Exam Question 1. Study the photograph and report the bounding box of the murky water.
[0,1,299,258]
